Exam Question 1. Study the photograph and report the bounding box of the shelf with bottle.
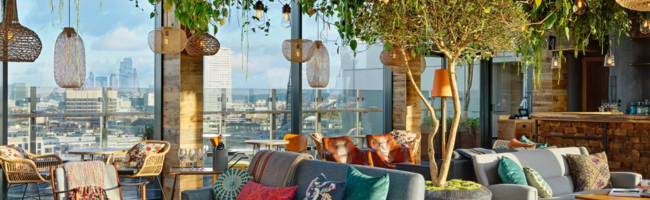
[628,100,650,115]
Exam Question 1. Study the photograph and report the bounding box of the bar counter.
[530,112,650,177]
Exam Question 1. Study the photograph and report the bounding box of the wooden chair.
[366,134,414,168]
[0,145,62,199]
[50,163,148,200]
[109,140,170,199]
[322,136,373,166]
[283,134,309,153]
[309,133,325,160]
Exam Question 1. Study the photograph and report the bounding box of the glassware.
[178,148,187,171]
[189,148,197,171]
[198,146,208,169]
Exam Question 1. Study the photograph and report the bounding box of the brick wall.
[538,120,650,177]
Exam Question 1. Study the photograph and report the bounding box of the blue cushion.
[498,157,527,185]
[213,168,252,200]
[344,166,389,200]
[519,136,548,149]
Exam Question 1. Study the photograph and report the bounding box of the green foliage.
[426,179,482,191]
[141,125,154,141]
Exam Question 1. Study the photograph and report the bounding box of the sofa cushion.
[305,173,346,200]
[293,160,425,200]
[524,167,553,198]
[507,139,536,149]
[236,180,297,200]
[391,130,418,150]
[566,152,611,192]
[498,157,527,185]
[213,168,252,200]
[520,136,548,149]
[345,166,389,200]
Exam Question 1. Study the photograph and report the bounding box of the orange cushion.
[506,139,536,149]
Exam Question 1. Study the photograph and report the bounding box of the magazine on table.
[609,188,643,197]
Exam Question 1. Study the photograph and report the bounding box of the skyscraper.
[95,76,108,87]
[110,74,118,88]
[204,48,233,111]
[9,83,29,102]
[119,58,134,89]
[88,72,95,87]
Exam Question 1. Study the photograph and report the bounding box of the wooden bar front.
[531,112,650,178]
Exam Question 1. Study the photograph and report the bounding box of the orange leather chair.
[283,134,309,153]
[322,136,373,166]
[366,134,414,168]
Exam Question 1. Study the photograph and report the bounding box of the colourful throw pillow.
[506,139,536,149]
[519,136,548,149]
[391,130,418,149]
[523,167,553,198]
[235,180,297,200]
[498,157,527,185]
[566,152,611,192]
[305,173,346,200]
[344,166,389,200]
[493,145,508,150]
[0,146,27,160]
[127,143,166,168]
[213,169,252,200]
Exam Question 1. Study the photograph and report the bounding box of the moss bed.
[425,179,482,191]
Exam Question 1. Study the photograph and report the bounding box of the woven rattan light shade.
[0,0,42,62]
[148,27,187,54]
[185,32,220,56]
[380,45,426,75]
[616,0,650,11]
[282,39,314,63]
[54,27,86,88]
[379,44,407,67]
[306,41,329,88]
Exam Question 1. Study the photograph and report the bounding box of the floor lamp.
[431,69,452,158]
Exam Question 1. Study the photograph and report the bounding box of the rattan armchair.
[109,140,170,199]
[0,145,63,199]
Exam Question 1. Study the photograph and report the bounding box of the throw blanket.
[247,150,313,187]
[64,161,106,200]
[455,148,496,159]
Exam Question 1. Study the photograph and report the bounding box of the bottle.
[630,102,637,115]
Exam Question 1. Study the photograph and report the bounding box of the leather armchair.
[366,134,414,168]
[322,136,373,166]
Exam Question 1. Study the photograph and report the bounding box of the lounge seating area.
[2,0,650,199]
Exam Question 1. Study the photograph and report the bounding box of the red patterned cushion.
[128,143,166,168]
[391,130,418,149]
[236,180,297,200]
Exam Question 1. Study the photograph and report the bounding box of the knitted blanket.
[247,150,313,187]
[64,161,106,200]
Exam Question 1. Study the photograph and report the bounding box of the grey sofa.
[182,159,426,200]
[473,147,642,200]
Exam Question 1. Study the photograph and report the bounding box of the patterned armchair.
[110,141,170,199]
[322,136,373,166]
[366,134,414,168]
[391,130,421,164]
[0,145,62,197]
[309,133,324,160]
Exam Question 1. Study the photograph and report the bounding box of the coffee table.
[577,192,650,199]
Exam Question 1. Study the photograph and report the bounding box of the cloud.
[92,27,147,51]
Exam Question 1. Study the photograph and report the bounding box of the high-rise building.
[64,88,117,125]
[95,76,108,87]
[87,72,95,87]
[110,74,118,88]
[119,58,134,89]
[10,83,29,102]
[204,48,233,111]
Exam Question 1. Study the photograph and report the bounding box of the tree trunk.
[435,57,462,187]
[400,48,442,185]
[463,60,473,119]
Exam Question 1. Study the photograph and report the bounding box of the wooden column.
[161,8,205,200]
[393,73,423,163]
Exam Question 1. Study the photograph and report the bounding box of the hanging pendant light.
[604,50,615,67]
[379,44,426,75]
[148,27,188,54]
[54,0,85,88]
[282,39,314,62]
[306,41,329,88]
[616,0,650,11]
[641,19,650,34]
[551,52,560,69]
[575,0,587,15]
[0,0,42,62]
[253,1,266,26]
[185,31,220,56]
[281,4,291,28]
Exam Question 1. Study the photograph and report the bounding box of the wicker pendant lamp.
[616,0,650,11]
[282,39,314,63]
[0,0,42,62]
[185,31,220,56]
[380,45,426,75]
[306,41,329,88]
[54,0,85,88]
[148,27,188,54]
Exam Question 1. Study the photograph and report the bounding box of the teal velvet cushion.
[344,166,389,200]
[498,157,527,185]
[520,136,548,149]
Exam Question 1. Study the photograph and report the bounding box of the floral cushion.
[235,180,297,200]
[566,152,611,192]
[127,143,166,168]
[213,169,252,200]
[310,133,324,159]
[523,167,553,198]
[391,130,418,149]
[0,146,27,160]
[305,173,346,200]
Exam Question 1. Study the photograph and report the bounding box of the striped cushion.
[492,140,511,149]
[506,139,536,149]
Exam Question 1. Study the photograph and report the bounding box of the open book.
[609,188,643,197]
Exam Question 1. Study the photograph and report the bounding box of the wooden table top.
[244,140,289,145]
[577,192,650,200]
[67,148,127,155]
[169,167,224,175]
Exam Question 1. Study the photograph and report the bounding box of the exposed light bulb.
[642,19,650,34]
[164,37,169,45]
[281,4,291,28]
[607,57,612,65]
[644,20,649,28]
[392,52,397,59]
[253,1,265,26]
[7,30,14,40]
[575,0,586,15]
[200,40,206,48]
[296,50,301,57]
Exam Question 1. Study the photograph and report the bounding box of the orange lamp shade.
[431,69,452,97]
